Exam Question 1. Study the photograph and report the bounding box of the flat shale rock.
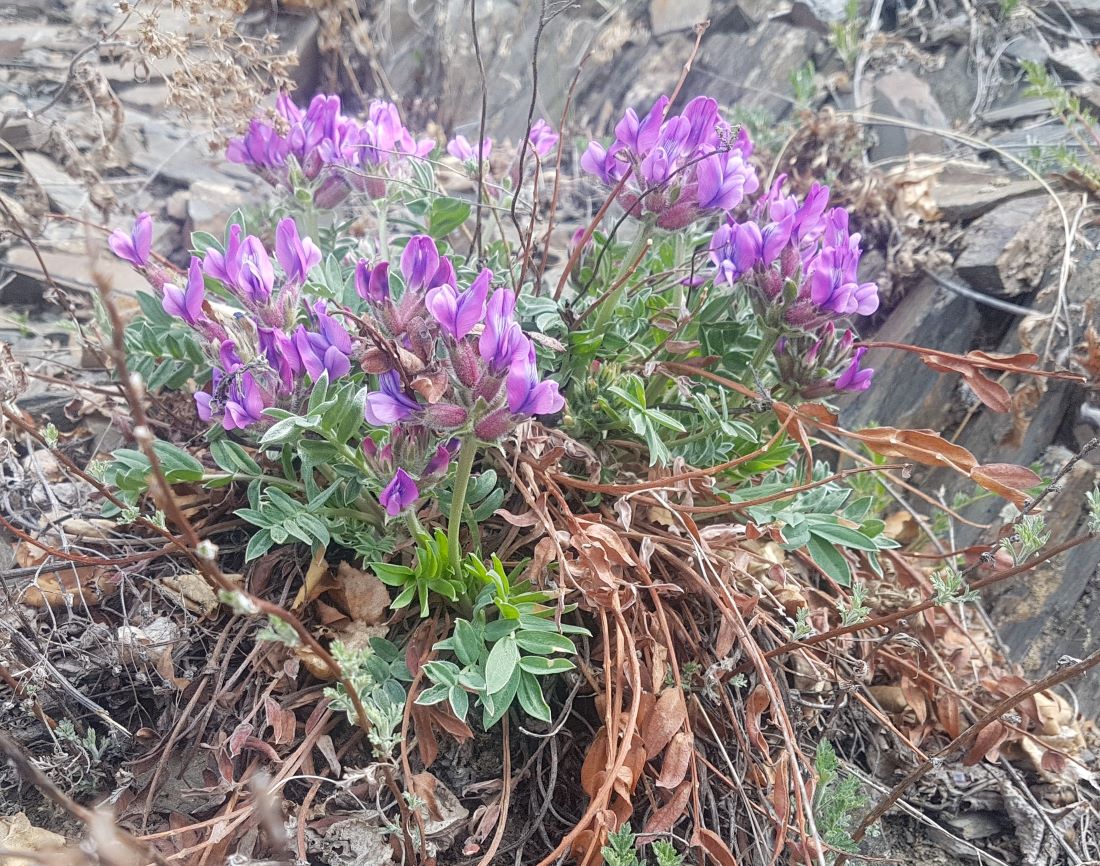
[840,276,981,433]
[953,196,1059,296]
[649,0,710,36]
[870,70,950,160]
[928,162,1038,222]
[1050,43,1100,83]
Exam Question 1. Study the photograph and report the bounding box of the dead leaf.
[969,464,1042,509]
[696,827,739,866]
[264,697,297,746]
[0,813,66,866]
[643,687,686,757]
[335,561,390,625]
[656,731,693,790]
[745,685,771,753]
[642,780,692,835]
[963,721,1009,766]
[161,572,219,616]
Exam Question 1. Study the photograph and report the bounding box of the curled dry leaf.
[695,827,739,866]
[335,561,391,625]
[656,730,694,790]
[963,720,1010,766]
[21,566,118,608]
[643,780,693,835]
[642,687,686,757]
[744,685,771,754]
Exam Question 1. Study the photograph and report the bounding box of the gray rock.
[187,179,240,236]
[21,152,88,215]
[930,164,1042,222]
[1050,43,1100,83]
[1053,0,1100,29]
[787,0,849,32]
[869,69,950,161]
[839,276,982,433]
[650,0,710,36]
[125,109,255,190]
[979,97,1051,125]
[1003,37,1049,65]
[953,196,1059,295]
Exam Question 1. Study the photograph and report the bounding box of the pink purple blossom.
[108,212,153,267]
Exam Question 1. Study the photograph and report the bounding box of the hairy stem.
[448,436,479,576]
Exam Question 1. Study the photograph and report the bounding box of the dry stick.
[470,0,489,260]
[0,729,168,866]
[535,54,589,294]
[509,0,549,245]
[836,645,1100,866]
[573,237,653,326]
[474,717,512,866]
[90,271,375,742]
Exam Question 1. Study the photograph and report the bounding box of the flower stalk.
[447,435,479,577]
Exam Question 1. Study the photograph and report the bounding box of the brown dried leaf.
[643,687,686,757]
[264,697,297,746]
[854,427,978,474]
[963,720,1009,766]
[696,827,739,866]
[745,685,771,753]
[642,780,692,835]
[0,812,67,865]
[969,463,1042,509]
[771,753,790,862]
[656,731,694,789]
[335,561,390,625]
[581,727,609,798]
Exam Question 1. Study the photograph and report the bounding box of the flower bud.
[760,269,783,301]
[779,244,800,279]
[474,407,513,441]
[421,402,469,430]
[302,149,323,180]
[313,174,350,209]
[449,340,481,388]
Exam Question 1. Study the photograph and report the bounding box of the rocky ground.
[2,0,1100,864]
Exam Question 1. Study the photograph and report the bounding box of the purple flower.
[355,259,390,303]
[506,344,564,417]
[835,347,874,392]
[162,256,205,324]
[364,371,420,426]
[259,326,301,394]
[108,212,153,267]
[400,235,443,293]
[378,468,419,517]
[479,288,528,375]
[233,235,275,304]
[582,93,758,225]
[447,135,493,163]
[528,119,559,158]
[275,218,321,286]
[293,325,351,381]
[697,150,754,211]
[423,439,458,477]
[426,268,490,340]
[224,371,267,429]
[202,224,242,285]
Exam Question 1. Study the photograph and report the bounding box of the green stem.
[376,200,389,259]
[447,436,479,577]
[203,472,305,492]
[590,224,652,339]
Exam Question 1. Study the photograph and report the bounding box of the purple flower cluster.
[580,95,758,229]
[227,93,432,207]
[358,234,564,516]
[109,212,355,429]
[709,176,879,394]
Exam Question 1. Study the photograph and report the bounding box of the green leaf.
[517,671,552,722]
[428,198,471,238]
[371,562,414,586]
[808,523,880,552]
[210,439,262,475]
[448,685,469,721]
[151,441,204,482]
[423,660,460,687]
[519,656,576,676]
[190,231,221,255]
[415,683,450,706]
[485,635,520,695]
[245,528,274,561]
[482,666,521,729]
[453,619,482,667]
[806,534,852,587]
[515,630,577,656]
